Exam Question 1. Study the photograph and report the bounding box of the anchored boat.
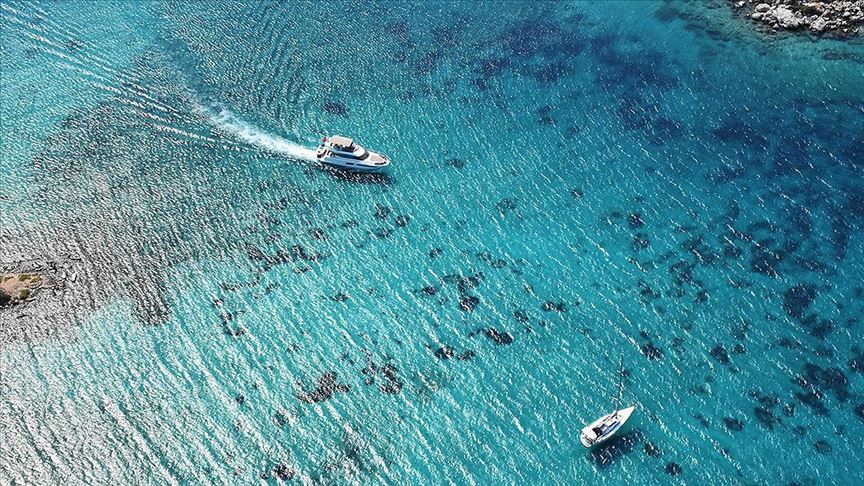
[316,135,390,173]
[580,356,636,448]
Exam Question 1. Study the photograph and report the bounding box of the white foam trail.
[199,105,316,161]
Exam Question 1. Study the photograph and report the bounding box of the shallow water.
[1,0,863,484]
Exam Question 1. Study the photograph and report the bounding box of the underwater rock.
[495,198,518,216]
[589,429,643,468]
[373,228,392,239]
[235,394,246,405]
[723,417,744,432]
[637,280,661,302]
[394,215,411,227]
[541,301,566,312]
[800,314,834,340]
[536,104,555,126]
[794,389,829,416]
[628,212,644,229]
[750,248,782,277]
[514,309,529,323]
[800,363,849,402]
[296,372,350,403]
[483,328,514,346]
[429,247,443,259]
[476,252,507,269]
[379,364,403,394]
[273,411,289,428]
[374,204,393,220]
[533,61,570,85]
[640,342,664,360]
[434,346,456,360]
[855,404,864,421]
[457,350,476,361]
[813,440,832,454]
[308,227,327,240]
[664,462,682,476]
[66,38,84,51]
[710,345,730,365]
[632,234,651,252]
[445,158,465,169]
[753,406,777,429]
[782,284,817,319]
[420,285,439,296]
[225,327,246,338]
[449,273,483,294]
[322,101,349,116]
[330,292,349,302]
[848,347,864,373]
[644,441,662,457]
[571,188,584,199]
[246,244,267,261]
[412,49,442,75]
[272,463,296,481]
[478,56,510,78]
[286,244,329,263]
[459,295,480,312]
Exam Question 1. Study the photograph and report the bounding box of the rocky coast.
[0,272,44,307]
[0,258,70,342]
[732,0,864,36]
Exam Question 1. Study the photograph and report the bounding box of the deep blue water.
[1,1,863,484]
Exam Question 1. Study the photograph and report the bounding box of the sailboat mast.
[614,354,624,411]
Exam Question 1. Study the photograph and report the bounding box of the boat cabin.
[329,135,354,150]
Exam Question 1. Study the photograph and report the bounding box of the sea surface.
[1,1,863,484]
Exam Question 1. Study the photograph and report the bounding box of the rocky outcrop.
[0,273,45,307]
[732,1,864,36]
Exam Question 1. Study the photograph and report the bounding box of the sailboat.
[579,355,636,448]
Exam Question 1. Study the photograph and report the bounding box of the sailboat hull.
[579,405,636,448]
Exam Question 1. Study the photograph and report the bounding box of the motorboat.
[579,355,636,448]
[316,135,390,173]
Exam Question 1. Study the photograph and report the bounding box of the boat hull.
[579,405,635,448]
[316,151,390,173]
[319,158,388,173]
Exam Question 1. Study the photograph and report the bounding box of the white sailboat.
[580,356,636,448]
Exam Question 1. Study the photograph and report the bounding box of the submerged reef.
[296,372,350,403]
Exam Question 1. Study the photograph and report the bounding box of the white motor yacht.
[316,135,390,173]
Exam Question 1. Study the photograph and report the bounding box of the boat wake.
[198,104,316,161]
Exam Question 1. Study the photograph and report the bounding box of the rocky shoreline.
[0,259,68,337]
[0,272,45,307]
[0,260,65,311]
[732,0,864,36]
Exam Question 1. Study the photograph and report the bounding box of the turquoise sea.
[1,1,863,484]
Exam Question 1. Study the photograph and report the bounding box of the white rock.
[752,12,765,20]
[810,16,828,31]
[755,3,771,13]
[775,6,803,28]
